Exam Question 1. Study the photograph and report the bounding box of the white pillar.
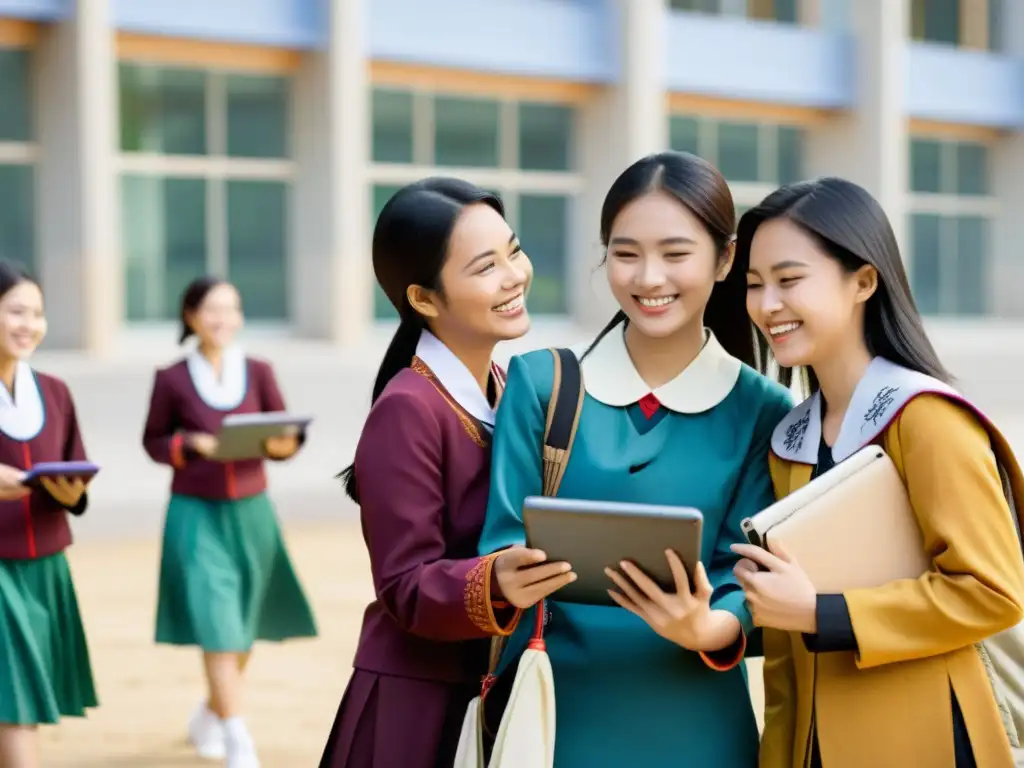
[291,0,371,344]
[35,0,120,354]
[571,0,668,329]
[804,0,909,250]
[989,0,1024,318]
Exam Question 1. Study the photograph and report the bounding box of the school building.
[0,0,1020,354]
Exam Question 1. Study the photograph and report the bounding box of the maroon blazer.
[0,372,89,561]
[142,356,300,500]
[351,357,520,685]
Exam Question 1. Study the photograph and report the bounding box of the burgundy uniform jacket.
[0,368,89,560]
[142,353,297,500]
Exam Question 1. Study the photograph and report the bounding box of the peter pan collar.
[187,344,248,411]
[416,331,497,429]
[576,327,742,414]
[0,361,44,440]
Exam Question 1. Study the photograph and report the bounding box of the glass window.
[777,126,803,185]
[518,194,569,315]
[227,180,288,320]
[518,103,574,172]
[910,213,942,315]
[954,215,988,315]
[0,165,35,273]
[669,116,701,156]
[226,75,289,159]
[434,96,500,168]
[0,50,32,142]
[772,0,798,22]
[954,143,988,196]
[122,175,208,321]
[911,0,960,45]
[669,0,720,12]
[372,184,403,319]
[910,139,942,193]
[716,122,760,182]
[372,89,414,164]
[120,65,207,155]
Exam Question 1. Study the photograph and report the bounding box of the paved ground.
[24,321,1024,766]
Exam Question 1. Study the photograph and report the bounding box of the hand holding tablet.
[21,461,100,509]
[522,496,704,607]
[211,412,312,462]
[493,546,577,609]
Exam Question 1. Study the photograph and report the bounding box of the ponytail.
[338,315,423,503]
[580,310,627,362]
[703,256,758,369]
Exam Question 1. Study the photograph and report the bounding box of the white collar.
[187,345,248,411]
[415,331,496,429]
[771,356,961,464]
[575,327,742,413]
[0,361,44,440]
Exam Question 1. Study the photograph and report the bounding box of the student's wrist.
[695,609,742,652]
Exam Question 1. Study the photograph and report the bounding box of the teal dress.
[479,329,792,766]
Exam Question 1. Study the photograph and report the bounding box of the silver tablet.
[212,412,313,461]
[522,496,704,606]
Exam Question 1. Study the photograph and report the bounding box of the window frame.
[0,45,37,273]
[907,135,998,316]
[117,62,294,321]
[668,113,805,210]
[368,87,583,318]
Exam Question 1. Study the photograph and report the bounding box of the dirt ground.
[40,521,766,767]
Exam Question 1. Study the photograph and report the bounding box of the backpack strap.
[482,349,585,689]
[541,348,585,498]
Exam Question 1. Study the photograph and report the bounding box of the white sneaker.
[224,716,261,768]
[187,703,227,760]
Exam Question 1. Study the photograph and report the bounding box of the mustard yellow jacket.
[760,395,1024,768]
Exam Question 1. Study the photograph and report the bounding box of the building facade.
[0,0,1020,353]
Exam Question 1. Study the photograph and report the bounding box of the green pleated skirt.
[155,492,318,651]
[0,552,98,725]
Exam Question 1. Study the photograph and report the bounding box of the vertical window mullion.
[940,214,957,314]
[207,73,228,278]
[502,100,518,170]
[413,91,434,165]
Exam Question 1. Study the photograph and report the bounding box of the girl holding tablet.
[319,178,572,768]
[0,260,97,768]
[479,152,793,766]
[731,177,1024,768]
[143,276,317,768]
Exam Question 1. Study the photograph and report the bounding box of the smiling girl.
[143,276,318,768]
[318,178,570,768]
[477,151,792,766]
[732,177,1024,768]
[0,260,97,768]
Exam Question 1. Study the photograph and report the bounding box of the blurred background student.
[0,260,97,768]
[142,276,318,768]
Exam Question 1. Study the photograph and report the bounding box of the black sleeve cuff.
[802,594,858,654]
[66,492,89,517]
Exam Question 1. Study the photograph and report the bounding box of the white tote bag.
[453,604,555,768]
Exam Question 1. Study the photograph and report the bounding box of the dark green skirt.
[0,552,98,725]
[155,492,318,651]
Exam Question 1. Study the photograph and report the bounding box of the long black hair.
[179,276,230,344]
[0,259,36,300]
[339,178,505,503]
[582,151,756,367]
[734,176,951,391]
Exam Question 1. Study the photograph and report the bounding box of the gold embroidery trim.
[411,357,486,448]
[464,553,522,636]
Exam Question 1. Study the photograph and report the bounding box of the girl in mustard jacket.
[731,177,1024,768]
